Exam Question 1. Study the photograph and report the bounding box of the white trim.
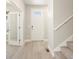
[54,35,73,51]
[8,40,20,46]
[54,15,73,31]
[23,39,48,46]
[24,39,47,42]
[24,40,32,43]
[32,39,44,41]
[48,46,54,57]
[8,12,23,46]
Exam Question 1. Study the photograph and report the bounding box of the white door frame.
[8,12,21,46]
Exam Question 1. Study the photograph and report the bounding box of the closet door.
[8,12,20,46]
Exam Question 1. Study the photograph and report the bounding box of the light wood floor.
[10,41,54,59]
[6,44,20,59]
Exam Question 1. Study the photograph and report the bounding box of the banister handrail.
[54,15,73,31]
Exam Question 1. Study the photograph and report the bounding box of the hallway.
[11,41,53,59]
[6,0,53,59]
[6,0,73,59]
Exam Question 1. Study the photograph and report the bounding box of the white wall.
[23,6,31,40]
[43,7,48,39]
[53,0,73,48]
[54,0,73,27]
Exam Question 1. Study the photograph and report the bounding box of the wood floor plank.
[7,41,53,59]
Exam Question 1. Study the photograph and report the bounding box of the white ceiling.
[24,0,48,5]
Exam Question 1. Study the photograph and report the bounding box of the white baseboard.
[54,34,73,51]
[23,39,48,46]
[24,39,48,43]
[8,40,24,46]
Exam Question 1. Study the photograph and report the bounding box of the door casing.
[8,12,22,46]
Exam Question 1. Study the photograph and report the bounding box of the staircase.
[54,41,73,59]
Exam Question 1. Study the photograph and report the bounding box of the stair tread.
[54,51,67,59]
[61,47,73,59]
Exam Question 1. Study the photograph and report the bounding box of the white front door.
[31,8,44,40]
[8,12,20,46]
